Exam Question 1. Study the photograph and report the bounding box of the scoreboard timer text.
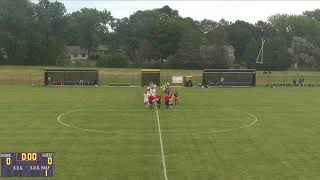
[0,152,54,177]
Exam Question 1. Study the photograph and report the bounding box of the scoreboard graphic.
[0,152,54,177]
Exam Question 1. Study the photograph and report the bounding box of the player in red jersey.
[164,94,171,109]
[148,95,155,109]
[58,79,64,86]
[156,95,162,109]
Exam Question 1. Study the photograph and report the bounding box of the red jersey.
[165,95,171,104]
[148,95,155,103]
[156,95,162,103]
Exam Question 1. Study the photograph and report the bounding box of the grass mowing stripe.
[155,105,169,180]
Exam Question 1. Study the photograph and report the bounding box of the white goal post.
[256,37,266,64]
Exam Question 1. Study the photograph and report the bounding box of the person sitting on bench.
[220,77,224,86]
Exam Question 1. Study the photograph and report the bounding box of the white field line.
[57,109,136,135]
[57,109,259,135]
[155,107,169,180]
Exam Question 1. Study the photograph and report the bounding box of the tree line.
[1,0,320,70]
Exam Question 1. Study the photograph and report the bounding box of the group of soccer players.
[144,82,178,109]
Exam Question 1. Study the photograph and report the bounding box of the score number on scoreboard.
[0,152,54,177]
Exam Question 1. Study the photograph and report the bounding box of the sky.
[44,1,320,23]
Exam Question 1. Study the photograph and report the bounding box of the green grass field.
[1,86,320,179]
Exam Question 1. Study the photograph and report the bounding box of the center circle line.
[57,109,259,135]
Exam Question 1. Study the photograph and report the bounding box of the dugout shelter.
[141,69,160,86]
[44,68,98,86]
[202,69,256,87]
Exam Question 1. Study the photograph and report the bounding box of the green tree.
[287,15,320,46]
[241,38,259,68]
[263,36,291,70]
[151,19,181,62]
[197,19,217,34]
[291,36,320,69]
[268,14,293,45]
[96,52,129,68]
[254,20,274,39]
[0,0,34,64]
[33,0,67,65]
[205,19,230,46]
[303,9,320,21]
[66,8,113,56]
[116,6,182,63]
[168,18,202,69]
[0,0,67,65]
[227,20,255,64]
[115,10,160,62]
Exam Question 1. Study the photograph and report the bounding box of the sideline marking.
[155,107,169,180]
[57,109,259,135]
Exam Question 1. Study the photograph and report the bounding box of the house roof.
[96,45,109,51]
[66,46,87,54]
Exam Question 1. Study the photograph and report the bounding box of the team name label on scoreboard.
[0,152,54,177]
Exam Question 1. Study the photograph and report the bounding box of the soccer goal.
[202,69,256,87]
[44,68,99,86]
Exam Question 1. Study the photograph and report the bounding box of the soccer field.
[1,86,320,180]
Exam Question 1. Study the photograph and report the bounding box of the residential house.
[90,45,109,59]
[66,45,124,60]
[222,45,235,65]
[0,48,7,59]
[200,45,235,66]
[66,46,88,60]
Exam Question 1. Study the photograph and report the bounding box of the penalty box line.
[154,106,169,180]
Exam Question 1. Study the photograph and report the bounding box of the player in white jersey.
[151,87,156,96]
[143,92,149,108]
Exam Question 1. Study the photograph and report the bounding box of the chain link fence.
[1,72,320,87]
[0,73,43,85]
[258,75,320,87]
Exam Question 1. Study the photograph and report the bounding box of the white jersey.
[151,89,156,96]
[144,94,148,102]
